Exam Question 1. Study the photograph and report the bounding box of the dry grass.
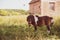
[0,15,27,26]
[0,15,60,40]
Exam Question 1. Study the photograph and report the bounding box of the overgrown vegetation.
[0,15,60,40]
[0,9,28,16]
[0,9,60,40]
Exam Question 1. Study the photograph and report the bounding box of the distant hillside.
[0,9,28,16]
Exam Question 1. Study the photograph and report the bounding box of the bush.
[0,9,29,16]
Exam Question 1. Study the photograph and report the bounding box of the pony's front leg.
[46,25,51,35]
[28,22,31,27]
[33,24,37,31]
[28,24,31,27]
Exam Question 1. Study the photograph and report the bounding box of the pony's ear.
[36,15,39,17]
[50,17,53,19]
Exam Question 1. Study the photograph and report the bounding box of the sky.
[0,0,31,10]
[0,0,59,10]
[42,0,54,1]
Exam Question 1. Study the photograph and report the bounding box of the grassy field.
[0,15,60,40]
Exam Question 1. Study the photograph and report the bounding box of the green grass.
[0,15,60,40]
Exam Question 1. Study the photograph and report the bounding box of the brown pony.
[27,15,54,34]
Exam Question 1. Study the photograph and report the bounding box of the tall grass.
[0,15,27,26]
[0,15,60,40]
